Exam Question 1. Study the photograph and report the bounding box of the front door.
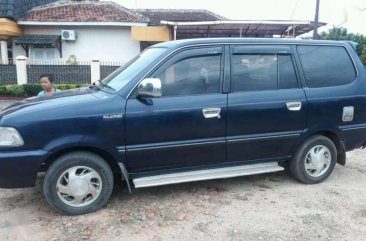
[227,45,307,163]
[125,46,227,173]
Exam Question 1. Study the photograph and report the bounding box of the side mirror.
[137,78,162,98]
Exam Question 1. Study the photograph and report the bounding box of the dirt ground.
[0,149,365,241]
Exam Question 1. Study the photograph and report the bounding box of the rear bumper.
[0,149,48,189]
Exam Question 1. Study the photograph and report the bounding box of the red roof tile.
[20,1,148,22]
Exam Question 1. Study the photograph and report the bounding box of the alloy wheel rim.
[56,166,102,207]
[304,145,331,178]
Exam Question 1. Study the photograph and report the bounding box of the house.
[0,0,326,64]
[133,8,228,49]
[12,1,148,62]
[133,9,326,42]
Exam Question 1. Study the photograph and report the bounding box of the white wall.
[12,25,141,62]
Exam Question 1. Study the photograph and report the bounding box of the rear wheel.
[43,151,114,215]
[289,135,337,184]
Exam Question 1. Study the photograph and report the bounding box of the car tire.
[43,151,114,215]
[289,135,337,184]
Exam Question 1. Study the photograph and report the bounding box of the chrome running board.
[133,162,284,188]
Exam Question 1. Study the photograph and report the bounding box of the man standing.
[38,74,61,96]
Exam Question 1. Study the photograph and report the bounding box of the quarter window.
[297,45,356,88]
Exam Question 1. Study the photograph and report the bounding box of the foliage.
[361,47,366,65]
[22,84,43,97]
[55,84,82,91]
[0,84,88,97]
[66,54,79,65]
[5,85,24,96]
[0,85,7,96]
[319,27,366,65]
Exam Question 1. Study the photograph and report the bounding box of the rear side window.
[297,45,356,88]
[232,54,298,92]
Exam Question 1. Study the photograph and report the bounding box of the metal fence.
[26,60,92,84]
[0,62,17,85]
[0,60,126,86]
[100,61,124,80]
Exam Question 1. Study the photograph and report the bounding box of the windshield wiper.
[96,79,116,91]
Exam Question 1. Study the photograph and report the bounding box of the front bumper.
[0,149,48,189]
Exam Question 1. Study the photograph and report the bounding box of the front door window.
[156,55,221,96]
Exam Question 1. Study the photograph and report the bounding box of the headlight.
[0,127,24,147]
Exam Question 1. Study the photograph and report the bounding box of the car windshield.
[101,47,167,91]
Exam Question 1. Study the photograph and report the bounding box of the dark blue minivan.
[1,38,366,215]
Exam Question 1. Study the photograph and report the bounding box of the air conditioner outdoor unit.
[61,30,76,41]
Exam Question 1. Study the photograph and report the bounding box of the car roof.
[153,38,350,49]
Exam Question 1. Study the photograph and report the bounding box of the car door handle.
[286,101,302,111]
[202,108,221,119]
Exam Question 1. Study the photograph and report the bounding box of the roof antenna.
[290,0,301,20]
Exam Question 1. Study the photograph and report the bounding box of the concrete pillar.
[173,25,177,40]
[16,55,27,85]
[0,40,8,64]
[91,59,100,84]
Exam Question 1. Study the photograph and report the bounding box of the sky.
[109,0,366,36]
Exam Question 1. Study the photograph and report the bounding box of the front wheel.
[43,151,114,215]
[289,135,337,184]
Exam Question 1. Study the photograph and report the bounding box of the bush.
[5,85,24,96]
[22,84,43,97]
[55,84,82,90]
[0,85,8,96]
[0,84,89,97]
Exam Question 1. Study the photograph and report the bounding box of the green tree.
[319,27,366,66]
[361,45,366,65]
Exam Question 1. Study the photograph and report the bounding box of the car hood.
[0,87,107,119]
